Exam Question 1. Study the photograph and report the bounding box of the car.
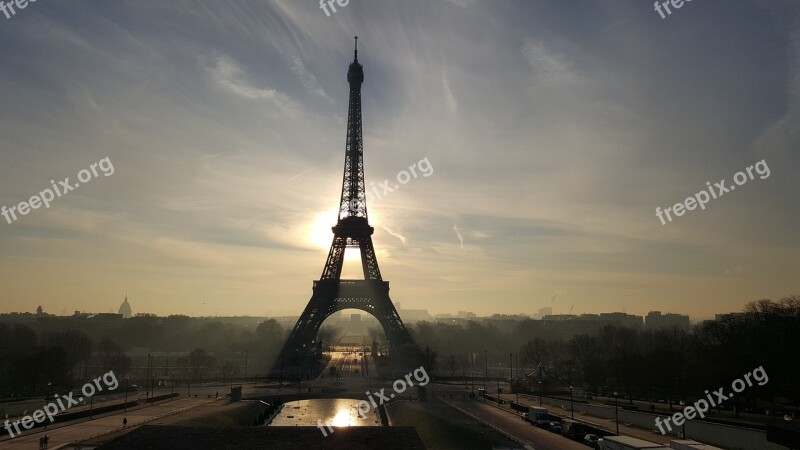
[548,421,562,433]
[583,434,601,448]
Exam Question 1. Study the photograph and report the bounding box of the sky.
[0,0,798,321]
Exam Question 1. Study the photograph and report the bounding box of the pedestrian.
[43,435,49,449]
[123,417,128,428]
[38,437,43,450]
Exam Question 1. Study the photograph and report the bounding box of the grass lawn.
[387,399,519,450]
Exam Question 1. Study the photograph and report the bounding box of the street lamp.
[679,400,687,438]
[569,385,574,419]
[121,366,128,412]
[614,391,620,434]
[484,349,487,391]
[496,363,501,401]
[538,380,543,406]
[244,349,249,385]
[509,353,513,403]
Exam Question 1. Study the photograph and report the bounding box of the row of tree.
[0,317,290,396]
[408,296,800,411]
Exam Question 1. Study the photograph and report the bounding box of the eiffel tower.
[277,38,415,376]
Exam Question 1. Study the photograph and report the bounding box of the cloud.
[288,55,331,100]
[382,226,407,245]
[452,224,464,249]
[521,38,579,84]
[442,66,458,113]
[207,55,301,115]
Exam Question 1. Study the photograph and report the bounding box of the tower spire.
[354,36,358,61]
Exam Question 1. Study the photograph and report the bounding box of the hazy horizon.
[2,1,799,320]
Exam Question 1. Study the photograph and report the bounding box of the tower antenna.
[354,36,358,61]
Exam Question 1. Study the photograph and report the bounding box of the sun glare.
[330,408,354,427]
[307,209,337,250]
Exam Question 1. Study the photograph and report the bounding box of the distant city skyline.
[14,295,716,324]
[1,1,799,320]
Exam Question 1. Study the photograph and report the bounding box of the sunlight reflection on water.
[270,398,378,427]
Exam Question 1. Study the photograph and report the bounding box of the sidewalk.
[0,396,218,449]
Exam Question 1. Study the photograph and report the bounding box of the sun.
[307,209,337,251]
[306,208,373,263]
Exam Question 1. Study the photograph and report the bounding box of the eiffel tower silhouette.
[277,38,415,377]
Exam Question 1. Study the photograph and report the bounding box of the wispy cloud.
[521,38,579,85]
[382,226,407,245]
[442,66,458,113]
[288,55,331,100]
[207,55,301,115]
[452,224,464,250]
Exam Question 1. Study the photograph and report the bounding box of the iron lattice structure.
[279,38,414,366]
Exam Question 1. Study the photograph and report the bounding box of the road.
[499,392,672,445]
[440,395,587,449]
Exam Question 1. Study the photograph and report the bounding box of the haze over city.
[2,0,799,321]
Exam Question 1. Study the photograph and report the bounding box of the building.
[395,308,432,323]
[645,311,691,332]
[598,312,643,329]
[537,307,552,319]
[118,294,132,319]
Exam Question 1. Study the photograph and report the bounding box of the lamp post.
[146,353,154,403]
[539,380,543,406]
[484,349,487,391]
[569,385,574,419]
[244,349,249,385]
[510,352,518,405]
[679,400,687,438]
[496,363,501,400]
[122,366,128,412]
[614,391,620,434]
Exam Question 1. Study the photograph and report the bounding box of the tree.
[96,337,131,376]
[187,348,215,381]
[520,338,549,368]
[44,330,91,376]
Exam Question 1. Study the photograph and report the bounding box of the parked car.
[548,421,562,433]
[584,434,601,448]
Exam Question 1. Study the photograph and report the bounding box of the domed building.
[118,294,132,319]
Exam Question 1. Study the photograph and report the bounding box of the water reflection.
[270,398,379,427]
